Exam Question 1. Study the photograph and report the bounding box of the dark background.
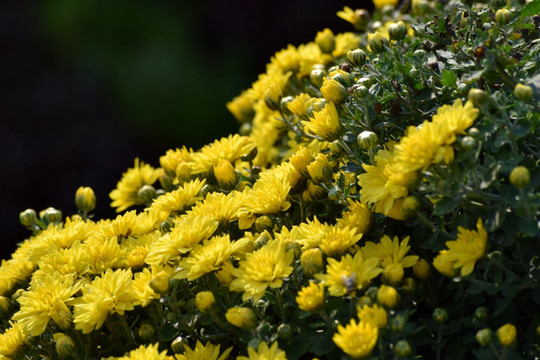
[0,0,373,260]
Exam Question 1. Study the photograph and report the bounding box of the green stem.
[275,288,287,323]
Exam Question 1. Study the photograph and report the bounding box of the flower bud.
[277,323,294,340]
[476,328,493,346]
[401,277,417,293]
[280,96,295,115]
[401,195,420,218]
[390,314,407,332]
[214,159,237,189]
[290,147,315,177]
[432,308,448,323]
[495,8,512,25]
[496,323,517,346]
[159,219,174,234]
[377,285,399,308]
[310,69,326,88]
[354,85,369,98]
[412,259,431,280]
[315,28,335,54]
[137,185,157,205]
[264,84,282,111]
[195,291,216,313]
[514,83,533,102]
[300,248,323,276]
[367,32,389,54]
[347,49,367,67]
[137,322,156,342]
[388,21,407,41]
[40,207,62,225]
[467,88,488,107]
[394,339,412,357]
[351,9,371,30]
[254,232,270,250]
[225,307,257,330]
[357,295,372,308]
[357,131,378,149]
[491,0,507,9]
[19,208,37,228]
[239,122,252,136]
[11,289,24,302]
[509,166,530,188]
[460,136,477,151]
[303,182,326,202]
[53,333,75,358]
[383,263,404,285]
[412,0,432,16]
[171,336,188,354]
[0,296,13,318]
[75,186,96,212]
[307,154,333,183]
[320,78,348,104]
[254,215,274,233]
[474,307,489,322]
[149,271,170,294]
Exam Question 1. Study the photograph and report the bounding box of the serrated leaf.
[521,0,540,17]
[441,69,458,88]
[433,196,461,215]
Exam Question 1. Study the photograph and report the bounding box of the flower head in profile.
[302,101,341,141]
[148,178,205,217]
[373,0,399,9]
[337,199,372,235]
[175,341,232,360]
[191,134,256,175]
[0,322,25,358]
[110,158,161,212]
[237,341,287,360]
[296,281,325,312]
[115,343,173,360]
[357,303,388,328]
[333,318,378,359]
[442,218,487,277]
[315,252,382,297]
[319,225,363,257]
[230,240,295,301]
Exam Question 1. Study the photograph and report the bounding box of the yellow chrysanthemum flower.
[175,341,232,360]
[12,273,80,336]
[337,199,372,235]
[227,90,255,124]
[357,303,388,328]
[159,147,194,178]
[114,343,173,360]
[432,250,457,277]
[302,101,341,141]
[71,268,137,334]
[361,235,419,285]
[225,307,258,330]
[332,32,361,57]
[190,134,257,175]
[297,42,330,78]
[32,241,90,282]
[296,217,331,250]
[333,319,378,359]
[85,236,124,274]
[148,178,205,217]
[100,210,147,240]
[270,44,300,75]
[187,191,243,224]
[431,99,479,136]
[296,281,325,312]
[319,225,363,256]
[0,258,35,297]
[237,341,287,360]
[230,240,295,301]
[174,235,249,281]
[442,218,487,277]
[110,158,161,212]
[0,322,25,358]
[373,0,399,9]
[315,252,382,297]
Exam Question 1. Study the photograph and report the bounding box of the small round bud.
[514,83,533,102]
[476,328,493,346]
[388,21,407,41]
[315,28,335,54]
[394,339,412,357]
[225,307,258,330]
[254,215,274,233]
[0,296,13,318]
[377,285,399,308]
[509,166,530,188]
[474,307,489,322]
[277,323,294,340]
[195,291,216,313]
[413,49,426,59]
[347,49,367,67]
[75,186,96,212]
[412,259,431,280]
[495,8,512,25]
[19,208,37,228]
[41,207,62,225]
[367,32,389,54]
[300,248,323,276]
[310,69,326,88]
[401,277,417,293]
[137,322,156,342]
[263,84,281,111]
[432,308,448,324]
[467,88,488,107]
[149,271,170,294]
[280,96,295,115]
[254,232,270,249]
[327,186,341,201]
[171,336,188,354]
[159,219,174,234]
[357,131,378,149]
[357,295,372,308]
[137,185,157,205]
[351,9,371,30]
[53,333,75,358]
[307,154,333,183]
[401,195,420,218]
[239,122,252,136]
[460,136,477,151]
[11,289,24,302]
[354,85,369,98]
[357,77,373,88]
[331,72,354,88]
[320,78,348,104]
[491,0,507,9]
[496,323,517,346]
[365,286,379,302]
[390,314,407,332]
[214,159,237,189]
[383,263,404,285]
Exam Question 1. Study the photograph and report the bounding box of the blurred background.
[0,0,374,260]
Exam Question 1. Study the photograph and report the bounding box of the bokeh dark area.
[0,0,374,260]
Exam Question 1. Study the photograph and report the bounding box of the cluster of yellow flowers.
[2,0,537,358]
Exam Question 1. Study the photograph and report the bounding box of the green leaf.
[433,196,461,215]
[441,69,458,89]
[521,0,540,17]
[520,217,539,237]
[159,325,178,342]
